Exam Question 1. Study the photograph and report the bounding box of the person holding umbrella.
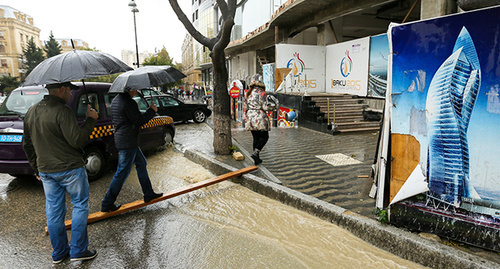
[100,88,163,212]
[101,65,184,211]
[23,82,99,264]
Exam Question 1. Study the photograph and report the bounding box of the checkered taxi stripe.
[142,117,173,129]
[89,117,173,139]
[89,125,114,139]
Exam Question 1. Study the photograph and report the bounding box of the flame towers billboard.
[389,5,500,250]
[426,27,481,205]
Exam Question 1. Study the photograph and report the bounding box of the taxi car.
[0,82,175,180]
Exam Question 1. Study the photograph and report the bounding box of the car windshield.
[0,88,47,116]
[139,88,162,96]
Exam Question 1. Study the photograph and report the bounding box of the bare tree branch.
[169,0,216,49]
[216,0,228,17]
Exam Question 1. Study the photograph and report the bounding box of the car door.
[158,96,189,122]
[132,95,165,150]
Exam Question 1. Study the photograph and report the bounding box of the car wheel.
[83,147,107,181]
[193,110,207,123]
[164,129,174,144]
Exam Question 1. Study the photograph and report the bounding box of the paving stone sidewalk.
[231,126,380,218]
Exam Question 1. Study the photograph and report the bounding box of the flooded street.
[0,126,425,268]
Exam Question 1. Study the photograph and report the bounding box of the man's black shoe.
[144,192,163,203]
[53,252,69,264]
[101,204,121,213]
[70,250,97,262]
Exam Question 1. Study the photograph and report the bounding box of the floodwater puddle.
[133,149,425,268]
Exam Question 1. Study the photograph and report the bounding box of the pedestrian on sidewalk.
[244,73,273,165]
[101,89,163,212]
[23,82,99,264]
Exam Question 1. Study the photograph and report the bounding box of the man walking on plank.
[101,89,163,212]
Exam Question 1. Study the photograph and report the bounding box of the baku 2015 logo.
[340,50,353,77]
[286,52,305,77]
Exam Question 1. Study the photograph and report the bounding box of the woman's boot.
[251,149,262,165]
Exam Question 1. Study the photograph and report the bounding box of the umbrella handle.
[81,80,93,109]
[137,91,149,106]
[137,91,159,116]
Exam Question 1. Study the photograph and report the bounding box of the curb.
[184,148,497,269]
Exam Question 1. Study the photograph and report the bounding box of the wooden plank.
[45,166,258,234]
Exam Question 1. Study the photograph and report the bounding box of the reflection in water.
[0,175,17,201]
[140,149,424,269]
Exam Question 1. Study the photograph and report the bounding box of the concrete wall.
[229,51,256,83]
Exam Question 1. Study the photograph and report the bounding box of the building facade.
[189,0,220,92]
[0,5,41,80]
[121,49,153,69]
[55,38,89,53]
[181,34,202,93]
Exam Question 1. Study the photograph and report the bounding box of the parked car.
[0,82,175,180]
[139,88,174,98]
[136,94,212,123]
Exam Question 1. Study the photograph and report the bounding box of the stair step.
[324,110,365,117]
[319,105,366,111]
[336,126,381,133]
[335,121,381,126]
[312,99,361,104]
[328,116,364,123]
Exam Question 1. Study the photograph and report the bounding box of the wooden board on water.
[45,166,258,234]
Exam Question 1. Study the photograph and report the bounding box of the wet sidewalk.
[231,125,379,218]
[175,122,379,217]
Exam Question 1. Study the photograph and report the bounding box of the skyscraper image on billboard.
[426,27,481,206]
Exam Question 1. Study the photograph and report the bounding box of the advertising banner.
[262,63,275,92]
[276,44,325,92]
[368,34,389,98]
[389,6,500,250]
[325,37,370,96]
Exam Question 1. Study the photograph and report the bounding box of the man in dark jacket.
[101,90,162,212]
[23,82,99,264]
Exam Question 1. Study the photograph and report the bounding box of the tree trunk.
[211,47,232,155]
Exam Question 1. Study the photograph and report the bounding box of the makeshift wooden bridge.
[45,166,258,234]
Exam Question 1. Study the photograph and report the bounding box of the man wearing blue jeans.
[23,82,99,264]
[101,89,162,212]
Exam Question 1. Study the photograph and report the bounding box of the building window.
[20,33,23,42]
[1,59,7,67]
[0,45,5,53]
[0,31,4,39]
[62,40,67,46]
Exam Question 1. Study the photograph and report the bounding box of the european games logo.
[286,52,305,77]
[340,50,353,77]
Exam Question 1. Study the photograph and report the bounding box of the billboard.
[389,6,500,250]
[276,44,325,92]
[326,37,370,96]
[368,34,389,98]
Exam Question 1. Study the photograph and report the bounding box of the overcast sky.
[3,0,191,63]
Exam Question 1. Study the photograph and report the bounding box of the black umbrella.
[109,65,186,93]
[22,50,132,86]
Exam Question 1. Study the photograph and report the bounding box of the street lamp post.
[128,0,140,68]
